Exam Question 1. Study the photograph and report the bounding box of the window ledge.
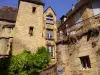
[51,57,55,59]
[82,68,91,71]
[46,23,54,25]
[94,15,100,19]
[46,38,54,41]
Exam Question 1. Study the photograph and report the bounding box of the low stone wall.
[39,64,57,75]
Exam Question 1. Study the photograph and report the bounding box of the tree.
[7,47,50,75]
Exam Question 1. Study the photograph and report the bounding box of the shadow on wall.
[0,56,11,75]
[0,42,12,75]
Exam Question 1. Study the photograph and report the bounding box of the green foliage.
[0,57,11,75]
[0,47,50,75]
[33,47,50,72]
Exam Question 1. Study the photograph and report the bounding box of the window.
[32,7,36,13]
[10,27,13,31]
[92,0,100,16]
[47,45,54,58]
[9,27,14,33]
[46,29,54,40]
[29,26,34,36]
[75,12,83,27]
[46,14,54,24]
[59,31,63,40]
[80,56,91,69]
[75,12,82,23]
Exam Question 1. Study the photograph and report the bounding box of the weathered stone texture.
[12,1,46,54]
[0,1,57,66]
[57,0,100,75]
[57,35,100,75]
[0,21,15,37]
[0,21,15,55]
[44,7,57,64]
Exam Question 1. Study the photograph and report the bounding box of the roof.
[66,0,91,18]
[44,6,56,16]
[19,0,45,6]
[56,20,61,28]
[0,6,18,22]
[60,15,67,20]
[59,0,91,29]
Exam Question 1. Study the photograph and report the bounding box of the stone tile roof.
[44,6,56,16]
[20,0,45,5]
[31,0,44,3]
[65,0,91,18]
[0,6,18,22]
[59,0,91,29]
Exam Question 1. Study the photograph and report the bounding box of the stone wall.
[57,0,100,75]
[0,21,15,56]
[44,7,57,64]
[13,1,46,55]
[57,33,100,75]
[39,64,57,75]
[0,21,15,37]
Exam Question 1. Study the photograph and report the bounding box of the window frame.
[46,29,54,40]
[80,56,91,69]
[32,7,36,13]
[47,45,55,58]
[46,15,54,25]
[29,26,34,36]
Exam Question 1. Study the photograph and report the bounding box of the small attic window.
[32,7,36,13]
[29,26,34,36]
[46,14,54,24]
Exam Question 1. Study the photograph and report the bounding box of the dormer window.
[46,14,54,24]
[32,7,36,13]
[29,26,34,36]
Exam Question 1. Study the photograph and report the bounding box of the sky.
[0,0,77,19]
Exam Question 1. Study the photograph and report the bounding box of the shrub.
[0,47,50,75]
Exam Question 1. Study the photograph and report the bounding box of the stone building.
[0,0,57,64]
[0,6,18,58]
[57,0,100,75]
[44,6,57,64]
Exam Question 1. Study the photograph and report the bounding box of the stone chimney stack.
[72,4,75,11]
[77,0,80,2]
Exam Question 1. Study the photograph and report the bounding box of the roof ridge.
[19,0,45,6]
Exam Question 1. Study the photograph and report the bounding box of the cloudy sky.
[0,0,77,19]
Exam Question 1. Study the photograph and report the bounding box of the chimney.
[72,4,75,11]
[77,0,80,2]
